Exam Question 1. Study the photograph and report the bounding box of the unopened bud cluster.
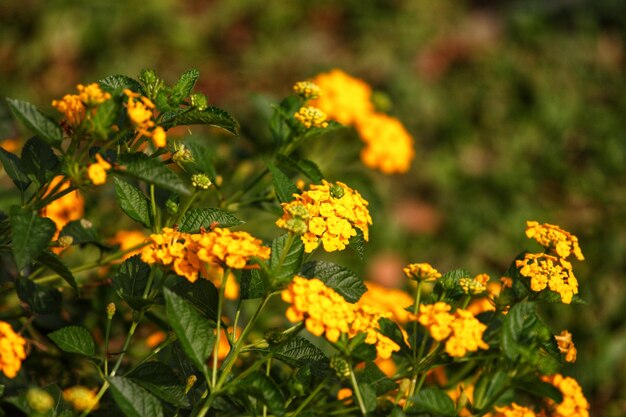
[191,174,212,190]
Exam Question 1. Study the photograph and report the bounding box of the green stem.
[348,360,367,417]
[289,377,328,417]
[170,189,198,227]
[103,313,113,376]
[263,357,272,417]
[222,168,270,208]
[110,318,141,377]
[404,282,424,410]
[78,381,109,417]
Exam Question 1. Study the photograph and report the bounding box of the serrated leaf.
[407,387,456,417]
[171,278,219,320]
[15,277,61,314]
[118,152,190,195]
[171,69,199,104]
[300,261,367,303]
[6,98,62,144]
[160,107,238,135]
[37,250,77,290]
[164,288,215,374]
[114,176,152,227]
[107,376,164,417]
[269,233,304,286]
[127,362,190,408]
[91,98,119,138]
[272,336,328,372]
[113,255,151,310]
[182,139,217,180]
[21,137,60,186]
[178,208,244,232]
[10,206,57,271]
[58,219,103,247]
[501,302,537,360]
[98,75,142,94]
[358,362,397,395]
[348,228,366,259]
[235,372,285,417]
[360,383,378,413]
[48,326,95,357]
[268,162,298,203]
[0,148,30,191]
[240,268,266,299]
[276,155,324,183]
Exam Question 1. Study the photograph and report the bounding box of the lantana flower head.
[403,263,442,282]
[355,113,414,174]
[541,374,589,417]
[52,83,111,127]
[516,253,579,304]
[294,106,329,129]
[0,321,27,378]
[555,330,577,363]
[525,221,584,261]
[293,80,322,100]
[123,89,167,148]
[493,403,537,417]
[40,176,84,237]
[87,154,111,186]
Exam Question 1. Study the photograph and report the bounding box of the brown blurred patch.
[393,198,443,235]
[366,252,405,288]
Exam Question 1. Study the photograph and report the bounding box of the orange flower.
[0,321,27,378]
[40,176,84,237]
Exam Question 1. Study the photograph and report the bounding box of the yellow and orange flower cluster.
[0,321,27,379]
[525,221,584,261]
[494,403,537,417]
[52,83,111,127]
[282,277,400,359]
[359,282,414,324]
[293,81,322,100]
[555,330,577,363]
[403,262,442,282]
[63,386,99,411]
[310,69,414,174]
[276,180,372,253]
[87,154,112,185]
[40,176,84,236]
[141,227,270,283]
[542,374,589,417]
[516,253,578,304]
[417,302,489,358]
[123,89,167,148]
[294,106,329,129]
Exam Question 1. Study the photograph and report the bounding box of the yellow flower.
[293,81,322,100]
[76,83,111,106]
[359,282,414,324]
[87,154,111,185]
[192,227,271,270]
[516,253,579,304]
[151,126,167,148]
[494,403,537,417]
[63,386,99,411]
[276,180,372,253]
[542,374,589,417]
[40,176,84,236]
[525,221,584,261]
[294,106,329,129]
[403,263,442,281]
[52,83,110,127]
[355,113,414,174]
[0,321,27,378]
[123,89,167,147]
[109,230,147,261]
[555,330,577,363]
[418,302,454,341]
[337,387,353,401]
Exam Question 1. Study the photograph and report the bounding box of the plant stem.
[404,281,424,410]
[289,377,328,417]
[348,360,367,417]
[170,189,198,227]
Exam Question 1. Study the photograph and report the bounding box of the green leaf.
[118,152,190,196]
[178,208,244,232]
[15,277,61,314]
[378,317,411,354]
[407,387,456,417]
[113,255,151,310]
[164,288,215,374]
[98,75,142,94]
[171,278,219,320]
[21,137,60,186]
[37,250,77,291]
[276,155,324,183]
[58,219,103,247]
[272,336,328,372]
[240,268,267,299]
[269,233,304,286]
[91,98,119,138]
[114,176,152,227]
[473,370,509,410]
[390,407,408,417]
[359,383,378,413]
[171,69,199,104]
[348,228,366,259]
[182,139,217,180]
[160,107,239,135]
[268,162,298,203]
[358,362,397,395]
[434,268,471,301]
[0,148,30,191]
[6,98,62,144]
[534,290,586,304]
[10,206,57,271]
[107,376,164,417]
[48,326,96,357]
[235,372,285,417]
[515,378,563,404]
[501,302,537,360]
[127,362,191,408]
[300,261,367,303]
[269,96,301,144]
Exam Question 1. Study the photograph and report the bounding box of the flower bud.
[57,235,74,248]
[172,144,194,165]
[185,375,197,394]
[330,184,345,199]
[284,218,308,235]
[26,387,55,413]
[190,93,208,111]
[80,219,93,229]
[459,277,486,295]
[329,356,351,379]
[106,303,116,319]
[293,81,322,100]
[191,174,212,190]
[166,199,179,215]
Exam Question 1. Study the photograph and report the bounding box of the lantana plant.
[0,69,589,417]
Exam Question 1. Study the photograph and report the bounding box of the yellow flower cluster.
[52,83,111,127]
[63,386,99,411]
[542,374,589,417]
[0,321,27,379]
[276,180,372,253]
[418,302,489,357]
[310,69,414,174]
[359,282,414,324]
[516,253,579,304]
[494,403,537,417]
[293,81,322,100]
[87,154,111,185]
[294,106,329,129]
[40,176,84,237]
[282,277,400,359]
[123,89,167,148]
[525,221,584,261]
[141,227,270,283]
[403,263,442,281]
[555,330,577,363]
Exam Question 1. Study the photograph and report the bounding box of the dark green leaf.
[118,152,190,195]
[269,233,304,286]
[408,387,456,417]
[10,206,57,271]
[276,155,324,183]
[272,336,328,371]
[473,370,509,410]
[107,376,164,417]
[114,176,152,227]
[348,228,366,259]
[37,250,77,291]
[300,261,367,303]
[48,326,95,357]
[6,98,62,144]
[21,137,60,186]
[91,98,119,138]
[113,255,151,310]
[58,219,103,247]
[127,362,190,408]
[358,362,397,395]
[171,278,219,320]
[182,139,217,180]
[160,107,238,135]
[378,317,411,354]
[501,302,537,360]
[269,96,301,144]
[240,268,266,300]
[534,290,586,304]
[15,277,61,314]
[164,288,215,374]
[268,162,298,203]
[98,75,142,94]
[178,208,244,232]
[515,378,563,404]
[390,407,408,417]
[171,69,199,104]
[0,148,30,191]
[235,372,285,417]
[360,383,378,413]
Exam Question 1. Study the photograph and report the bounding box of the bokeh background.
[1,0,625,415]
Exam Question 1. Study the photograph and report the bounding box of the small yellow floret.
[63,386,99,411]
[0,321,27,378]
[403,263,442,281]
[294,106,329,129]
[293,81,322,100]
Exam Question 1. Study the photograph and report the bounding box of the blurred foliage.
[1,0,625,415]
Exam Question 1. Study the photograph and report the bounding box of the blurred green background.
[1,0,625,415]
